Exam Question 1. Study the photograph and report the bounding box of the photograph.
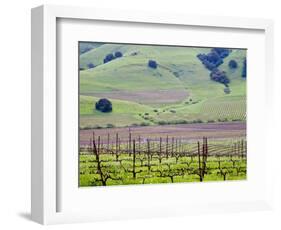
[78,42,247,187]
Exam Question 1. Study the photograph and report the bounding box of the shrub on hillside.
[228,60,238,69]
[95,98,112,113]
[158,120,188,125]
[148,60,157,69]
[103,53,115,63]
[211,48,231,58]
[197,51,223,71]
[232,118,242,122]
[172,120,188,124]
[197,48,231,71]
[114,51,123,58]
[207,51,223,65]
[87,63,95,69]
[210,68,230,85]
[192,119,203,123]
[158,121,168,125]
[106,124,115,128]
[218,118,228,122]
[131,51,138,56]
[140,122,150,126]
[224,87,231,94]
[242,58,247,78]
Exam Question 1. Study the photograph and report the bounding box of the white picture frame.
[31,5,274,225]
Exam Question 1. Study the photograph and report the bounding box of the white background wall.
[0,0,280,229]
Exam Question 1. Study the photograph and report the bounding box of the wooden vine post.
[197,141,202,181]
[93,137,107,186]
[166,136,169,159]
[132,139,136,178]
[115,133,119,161]
[147,139,151,171]
[197,137,208,182]
[159,137,162,164]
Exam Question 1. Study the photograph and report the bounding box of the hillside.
[79,42,246,129]
[79,42,104,54]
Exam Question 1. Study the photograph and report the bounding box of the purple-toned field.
[82,89,188,105]
[80,121,246,146]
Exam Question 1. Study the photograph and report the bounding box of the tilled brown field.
[80,122,246,146]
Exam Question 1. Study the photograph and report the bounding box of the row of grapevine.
[79,131,247,186]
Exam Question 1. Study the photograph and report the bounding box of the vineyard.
[200,96,246,121]
[79,131,247,186]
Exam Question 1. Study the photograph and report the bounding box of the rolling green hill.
[79,42,246,128]
[79,42,104,55]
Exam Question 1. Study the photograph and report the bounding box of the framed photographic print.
[78,42,247,187]
[31,5,274,225]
